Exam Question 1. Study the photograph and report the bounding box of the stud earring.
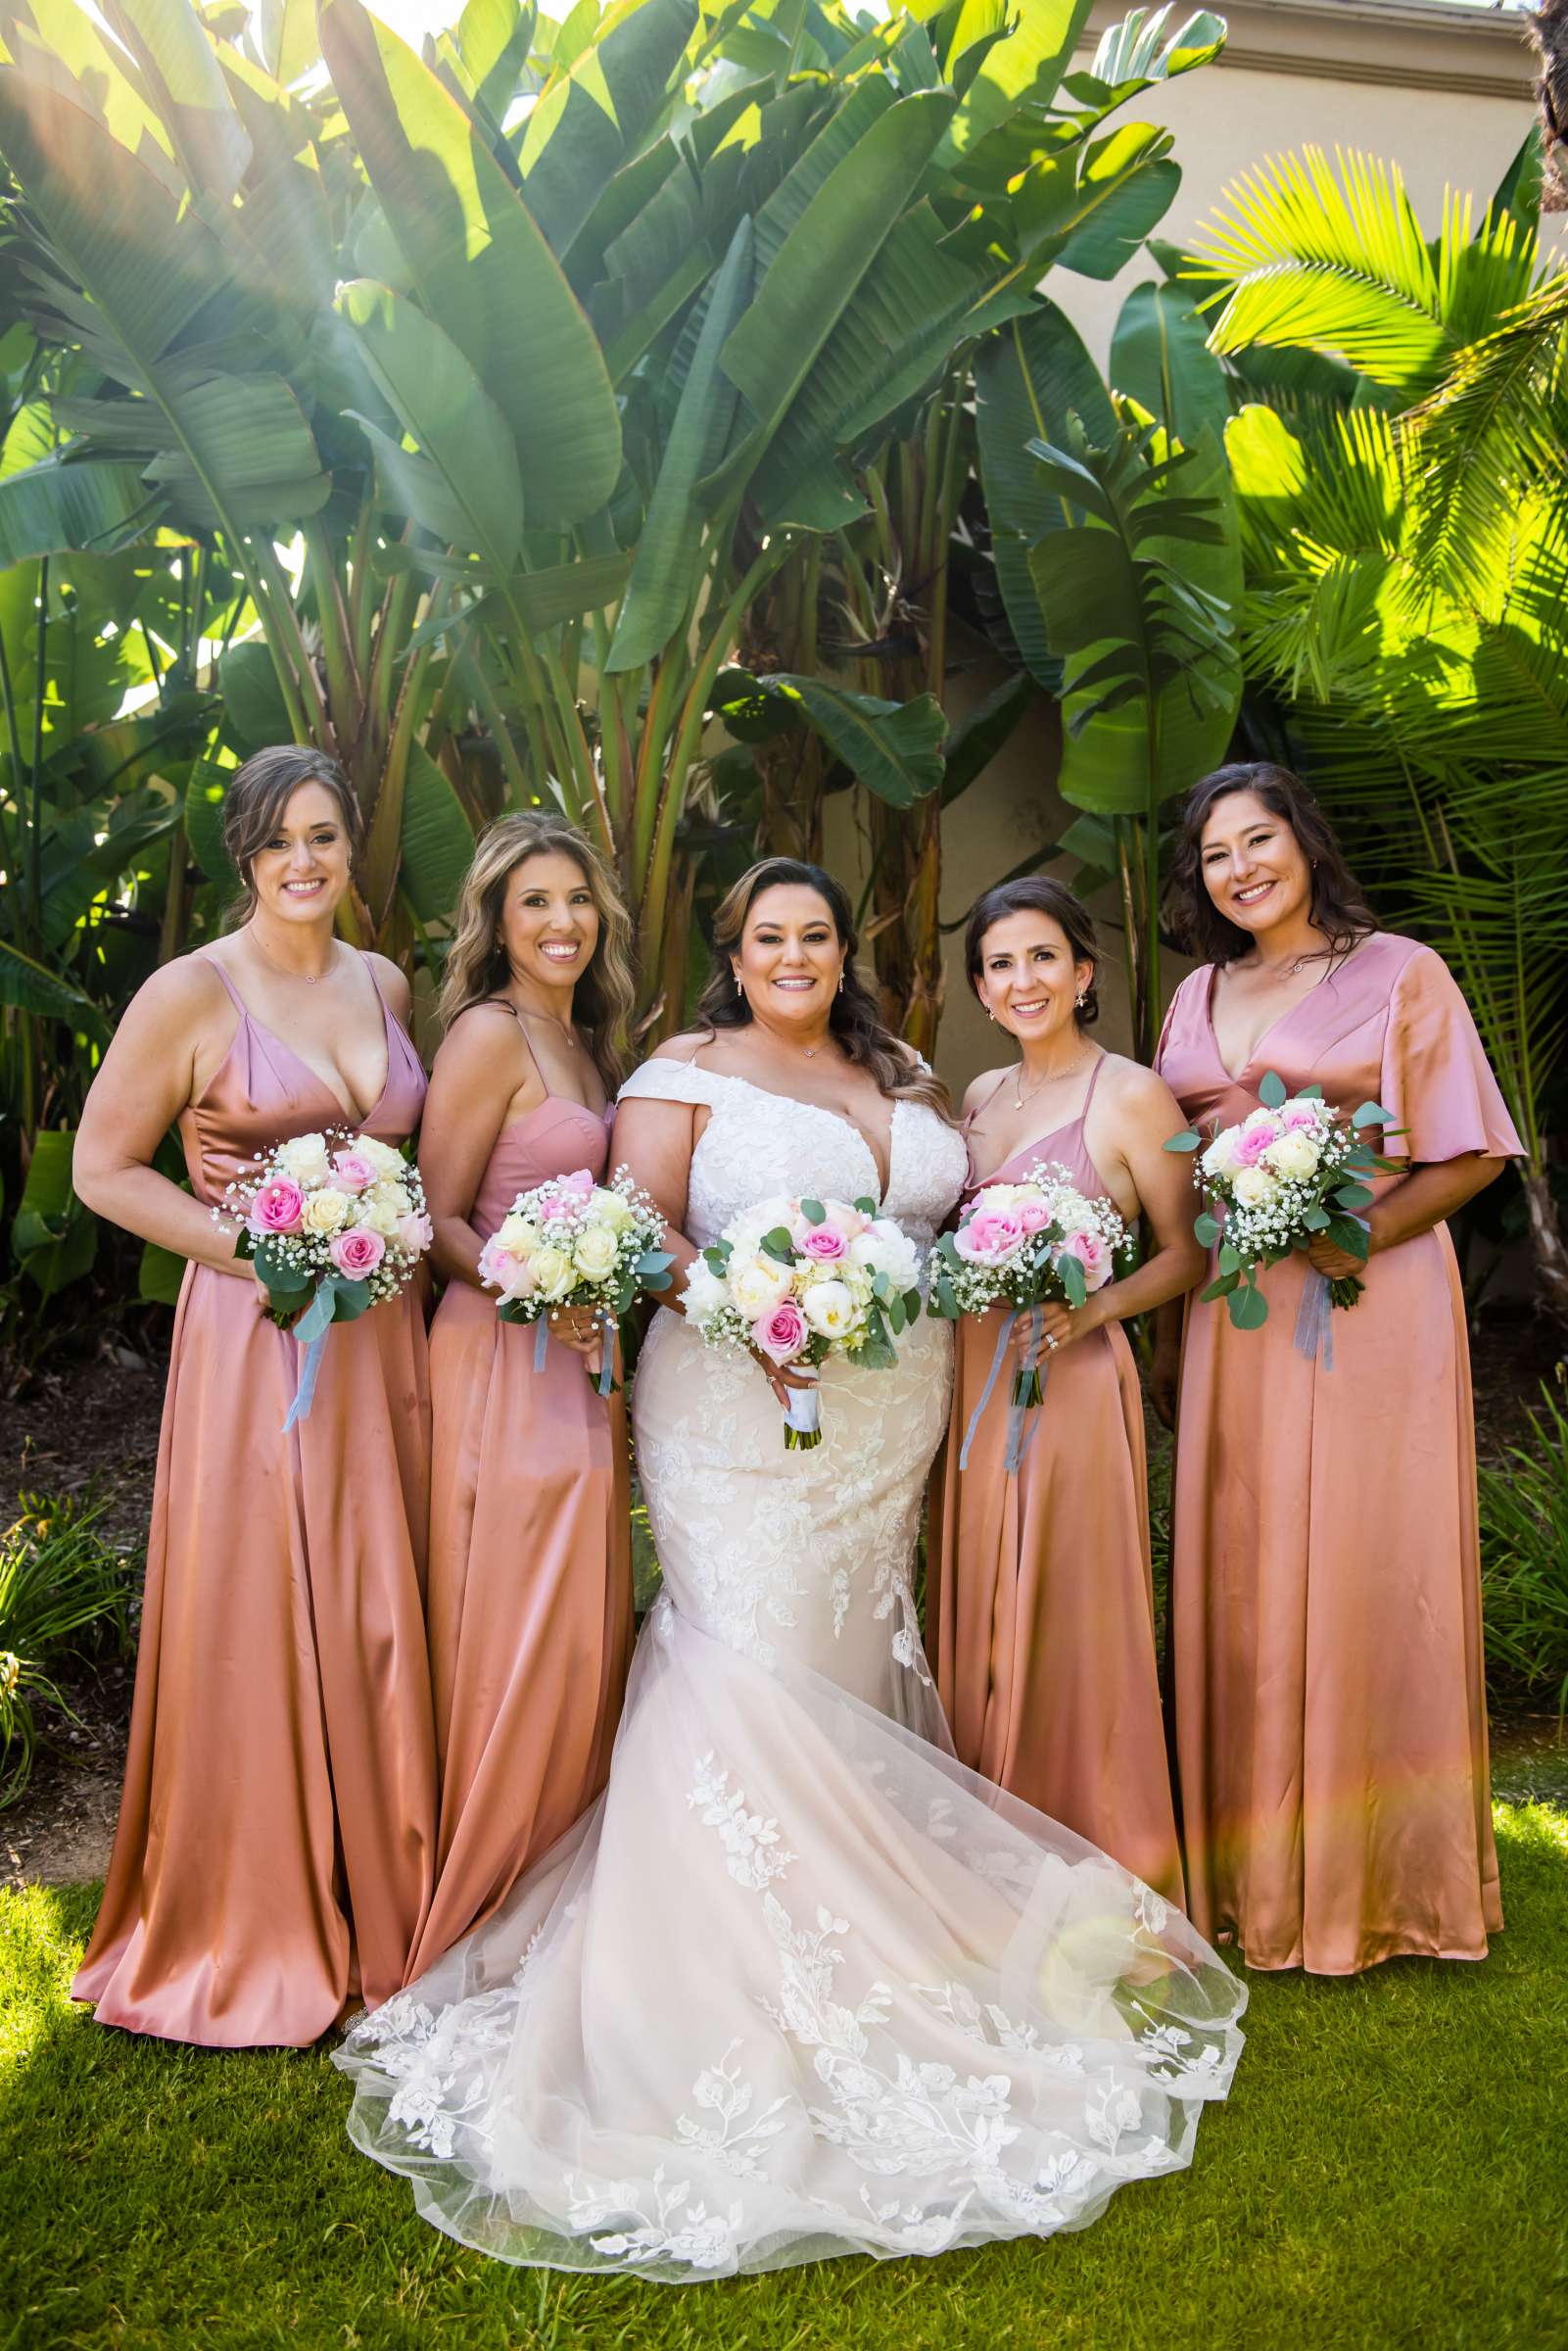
[1075,991,1087,1010]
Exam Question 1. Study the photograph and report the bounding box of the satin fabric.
[929,1064,1183,1901]
[408,1087,633,1979]
[72,958,436,2045]
[1156,932,1521,1973]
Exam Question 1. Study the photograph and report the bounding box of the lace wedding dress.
[337,1064,1247,2279]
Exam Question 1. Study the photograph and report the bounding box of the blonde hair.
[438,813,636,1088]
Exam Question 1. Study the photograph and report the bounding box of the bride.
[336,859,1246,2279]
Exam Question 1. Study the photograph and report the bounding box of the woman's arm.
[1307,1153,1503,1281]
[72,961,259,1277]
[1037,1066,1206,1354]
[420,1010,538,1292]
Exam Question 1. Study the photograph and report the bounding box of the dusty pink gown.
[72,958,437,2044]
[407,1040,633,1980]
[1156,932,1521,1973]
[929,1058,1183,1900]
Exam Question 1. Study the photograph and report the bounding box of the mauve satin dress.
[71,957,437,2045]
[1155,931,1521,1973]
[928,1057,1183,1901]
[406,1069,633,1980]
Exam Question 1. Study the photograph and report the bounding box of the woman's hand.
[1306,1235,1365,1282]
[747,1345,818,1412]
[1016,1299,1099,1362]
[548,1302,608,1374]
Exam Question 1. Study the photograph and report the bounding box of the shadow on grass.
[4,1808,1567,2351]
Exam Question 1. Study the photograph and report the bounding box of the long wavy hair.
[692,858,955,1122]
[220,744,363,928]
[438,812,636,1088]
[964,877,1101,1029]
[1165,761,1379,969]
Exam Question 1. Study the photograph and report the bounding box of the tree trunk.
[1522,1162,1568,1321]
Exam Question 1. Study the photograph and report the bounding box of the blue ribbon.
[959,1305,1050,1475]
[596,1317,615,1398]
[533,1317,549,1372]
[1293,1268,1336,1372]
[281,1328,329,1434]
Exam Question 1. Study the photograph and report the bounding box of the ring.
[1044,1332,1059,1353]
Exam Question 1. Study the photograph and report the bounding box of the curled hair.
[1166,761,1378,969]
[221,744,362,927]
[692,858,955,1123]
[964,877,1100,1029]
[437,812,635,1089]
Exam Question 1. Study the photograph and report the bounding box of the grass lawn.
[5,1805,1567,2351]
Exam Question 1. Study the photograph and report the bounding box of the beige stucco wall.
[830,0,1563,1100]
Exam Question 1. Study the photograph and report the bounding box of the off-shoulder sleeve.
[1379,944,1522,1164]
[616,1057,725,1109]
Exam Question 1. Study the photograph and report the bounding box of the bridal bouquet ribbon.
[681,1194,924,1451]
[1164,1073,1400,1367]
[217,1128,433,1431]
[927,1161,1127,1473]
[476,1165,674,1392]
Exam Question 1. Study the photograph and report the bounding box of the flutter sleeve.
[1154,967,1206,1079]
[1379,944,1523,1164]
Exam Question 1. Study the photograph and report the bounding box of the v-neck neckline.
[714,1070,897,1201]
[1203,946,1367,1088]
[209,993,395,1130]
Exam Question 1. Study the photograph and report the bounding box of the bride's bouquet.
[477,1166,674,1391]
[682,1194,924,1450]
[219,1128,434,1429]
[1164,1071,1394,1364]
[927,1162,1127,1470]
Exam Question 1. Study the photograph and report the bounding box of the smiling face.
[499,849,600,993]
[249,781,354,926]
[974,909,1091,1045]
[733,884,845,1031]
[1198,788,1314,939]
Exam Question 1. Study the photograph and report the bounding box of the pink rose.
[331,1149,376,1193]
[559,1169,595,1198]
[955,1206,1026,1264]
[478,1235,536,1298]
[799,1223,848,1262]
[249,1176,305,1235]
[1018,1197,1053,1234]
[754,1298,808,1364]
[397,1211,433,1255]
[329,1225,386,1278]
[539,1192,575,1222]
[1058,1230,1113,1292]
[1280,1101,1320,1132]
[1234,1121,1281,1168]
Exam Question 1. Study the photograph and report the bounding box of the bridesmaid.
[929,880,1201,1898]
[406,812,636,1978]
[1155,760,1520,1973]
[71,746,436,2044]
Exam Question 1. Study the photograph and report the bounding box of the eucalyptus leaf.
[1258,1069,1288,1108]
[1228,1281,1270,1330]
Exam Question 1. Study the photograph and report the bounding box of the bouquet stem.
[1011,1367,1044,1411]
[1329,1273,1365,1310]
[784,1384,822,1451]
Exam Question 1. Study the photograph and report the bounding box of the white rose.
[1201,1128,1242,1180]
[277,1132,332,1186]
[851,1218,920,1291]
[1232,1165,1279,1210]
[357,1191,401,1238]
[593,1186,635,1233]
[731,1253,795,1319]
[681,1258,729,1323]
[356,1136,405,1179]
[499,1214,541,1254]
[1263,1129,1321,1180]
[573,1224,620,1283]
[800,1278,858,1340]
[530,1244,574,1301]
[301,1186,352,1234]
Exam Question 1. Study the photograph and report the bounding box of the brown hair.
[1166,761,1379,968]
[221,744,362,927]
[692,858,955,1122]
[964,877,1100,1029]
[436,811,635,1089]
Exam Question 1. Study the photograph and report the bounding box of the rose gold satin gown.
[71,957,437,2045]
[408,1038,632,1979]
[1156,932,1521,1973]
[929,1058,1183,1901]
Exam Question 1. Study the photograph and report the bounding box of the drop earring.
[734,972,744,998]
[1075,991,1087,1011]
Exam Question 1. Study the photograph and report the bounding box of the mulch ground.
[3,1300,1564,1890]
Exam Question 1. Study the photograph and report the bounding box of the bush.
[1479,1380,1568,1717]
[0,1493,134,1805]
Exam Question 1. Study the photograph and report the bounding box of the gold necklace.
[1013,1042,1096,1112]
[247,926,338,985]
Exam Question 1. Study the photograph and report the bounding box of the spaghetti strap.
[205,958,249,1017]
[486,997,547,1089]
[1080,1050,1109,1117]
[963,1068,1014,1129]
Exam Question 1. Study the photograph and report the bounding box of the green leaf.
[1228,1280,1270,1330]
[1059,1251,1086,1307]
[940,670,1033,806]
[1353,1099,1394,1128]
[184,756,238,892]
[938,0,1095,165]
[398,743,475,927]
[1055,124,1181,283]
[0,452,157,564]
[1194,1210,1221,1245]
[519,0,699,258]
[12,1129,98,1296]
[1258,1069,1288,1108]
[1333,1181,1375,1210]
[105,0,253,205]
[1164,1128,1201,1151]
[0,940,107,1038]
[1304,1206,1331,1231]
[763,676,946,808]
[220,642,294,755]
[1327,1214,1371,1262]
[138,1238,189,1306]
[1111,278,1231,448]
[799,1198,825,1224]
[338,278,524,571]
[320,0,622,528]
[760,1226,795,1264]
[1216,1240,1241,1274]
[327,1274,376,1323]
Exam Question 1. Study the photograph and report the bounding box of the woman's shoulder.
[363,947,411,1008]
[431,996,528,1073]
[619,1032,733,1104]
[133,946,237,1024]
[959,1064,1011,1119]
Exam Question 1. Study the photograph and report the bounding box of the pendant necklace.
[1014,1042,1095,1112]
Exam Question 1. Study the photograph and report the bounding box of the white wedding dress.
[336,1063,1246,2279]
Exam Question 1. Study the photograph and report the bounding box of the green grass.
[5,1809,1567,2351]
